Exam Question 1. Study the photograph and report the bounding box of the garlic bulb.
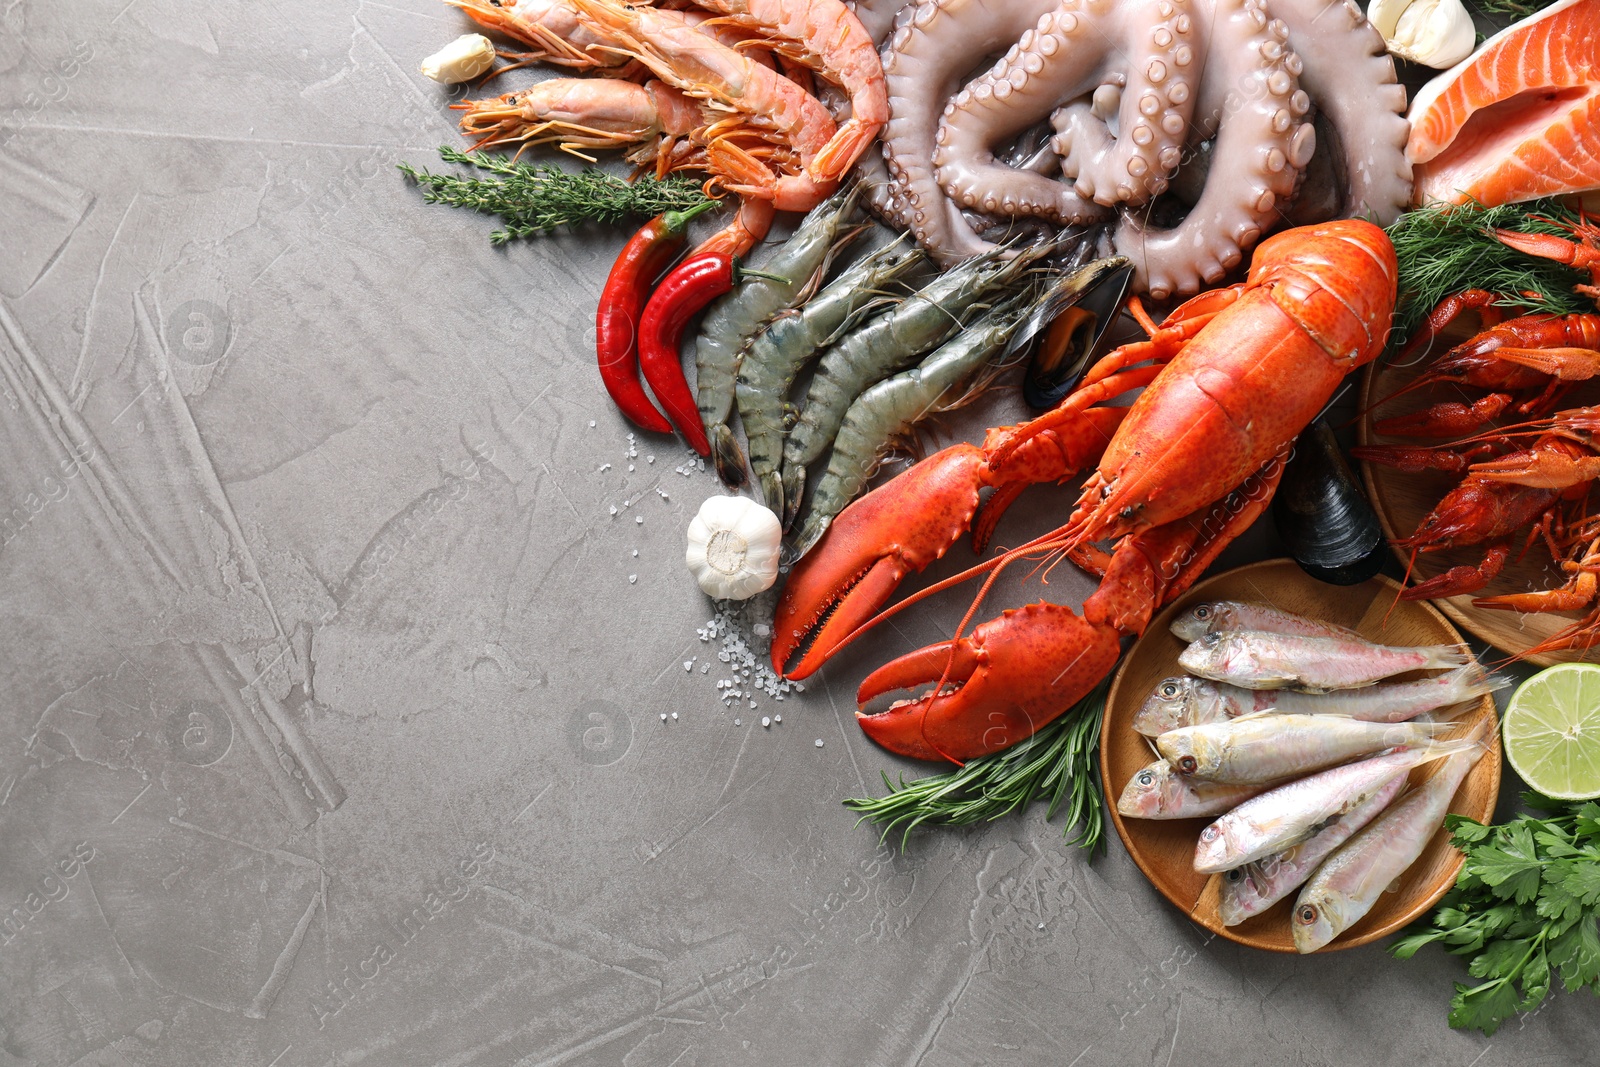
[419,34,496,84]
[686,496,782,600]
[1367,0,1475,69]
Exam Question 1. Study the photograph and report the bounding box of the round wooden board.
[1357,356,1600,665]
[1100,559,1501,954]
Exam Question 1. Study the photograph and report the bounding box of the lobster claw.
[772,444,987,680]
[855,603,1122,762]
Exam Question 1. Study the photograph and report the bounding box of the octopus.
[852,0,1412,298]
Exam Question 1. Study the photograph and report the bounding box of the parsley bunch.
[1391,795,1600,1035]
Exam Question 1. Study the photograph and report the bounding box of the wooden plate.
[1358,356,1600,665]
[1100,559,1501,953]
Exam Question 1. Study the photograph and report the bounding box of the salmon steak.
[1408,0,1600,207]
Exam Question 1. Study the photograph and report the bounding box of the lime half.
[1504,663,1600,801]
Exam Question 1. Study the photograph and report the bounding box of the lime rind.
[1504,663,1600,802]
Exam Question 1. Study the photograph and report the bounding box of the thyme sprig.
[1385,198,1592,347]
[843,675,1111,853]
[399,147,712,244]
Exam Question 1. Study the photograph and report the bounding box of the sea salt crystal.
[636,516,644,524]
[600,463,611,472]
[632,550,639,557]
[734,718,742,726]
[609,505,618,516]
[647,455,655,464]
[814,739,824,748]
[671,712,679,720]
[589,420,596,428]
[761,717,770,728]
[660,713,667,721]
[684,661,693,671]
[628,574,637,584]
[774,714,781,723]
[628,464,635,472]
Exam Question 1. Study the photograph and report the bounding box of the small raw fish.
[1218,774,1408,926]
[1116,760,1272,820]
[1158,713,1458,784]
[1132,666,1504,736]
[1162,714,1461,785]
[1178,630,1472,692]
[1293,723,1492,952]
[1193,741,1472,874]
[1170,601,1361,643]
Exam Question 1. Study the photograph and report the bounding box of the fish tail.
[1440,662,1512,702]
[1416,644,1474,672]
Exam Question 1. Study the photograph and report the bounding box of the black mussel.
[1006,255,1133,409]
[1274,418,1387,586]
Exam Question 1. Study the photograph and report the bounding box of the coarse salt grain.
[628,574,637,584]
[761,716,771,728]
[671,712,679,720]
[814,739,824,748]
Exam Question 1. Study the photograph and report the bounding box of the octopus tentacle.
[1266,0,1411,222]
[1114,0,1311,299]
[937,0,1199,218]
[880,0,1063,266]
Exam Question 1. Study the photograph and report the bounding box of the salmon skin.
[1408,0,1600,207]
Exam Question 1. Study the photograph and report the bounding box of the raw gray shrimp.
[779,243,1049,519]
[737,241,924,514]
[790,253,1120,550]
[695,187,862,486]
[790,295,1027,554]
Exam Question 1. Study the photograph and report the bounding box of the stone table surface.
[0,2,1594,1065]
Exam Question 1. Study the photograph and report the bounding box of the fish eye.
[1160,682,1178,698]
[1177,756,1198,774]
[1195,606,1210,619]
[1137,772,1153,786]
[1201,826,1218,841]
[1225,869,1242,883]
[1296,905,1319,925]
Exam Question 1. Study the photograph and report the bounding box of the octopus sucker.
[1116,0,1308,297]
[871,0,1411,291]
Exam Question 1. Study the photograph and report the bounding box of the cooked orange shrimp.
[445,0,628,69]
[683,0,887,182]
[454,78,707,169]
[570,0,839,211]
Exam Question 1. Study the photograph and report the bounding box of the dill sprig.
[1468,0,1555,16]
[1386,198,1592,346]
[398,147,712,244]
[843,675,1111,853]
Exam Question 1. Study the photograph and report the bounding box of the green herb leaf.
[1468,823,1545,904]
[842,676,1111,853]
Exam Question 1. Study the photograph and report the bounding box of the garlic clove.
[685,495,783,600]
[419,34,496,84]
[1367,0,1476,70]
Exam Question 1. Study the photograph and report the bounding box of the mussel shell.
[1273,419,1386,586]
[1008,256,1133,409]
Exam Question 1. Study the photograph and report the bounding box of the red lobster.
[770,220,1398,762]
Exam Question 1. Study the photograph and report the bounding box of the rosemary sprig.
[1386,198,1592,347]
[398,147,712,244]
[843,675,1112,853]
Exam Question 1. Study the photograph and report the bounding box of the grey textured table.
[1,3,1594,1065]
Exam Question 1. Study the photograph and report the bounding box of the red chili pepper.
[637,252,738,456]
[595,199,717,434]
